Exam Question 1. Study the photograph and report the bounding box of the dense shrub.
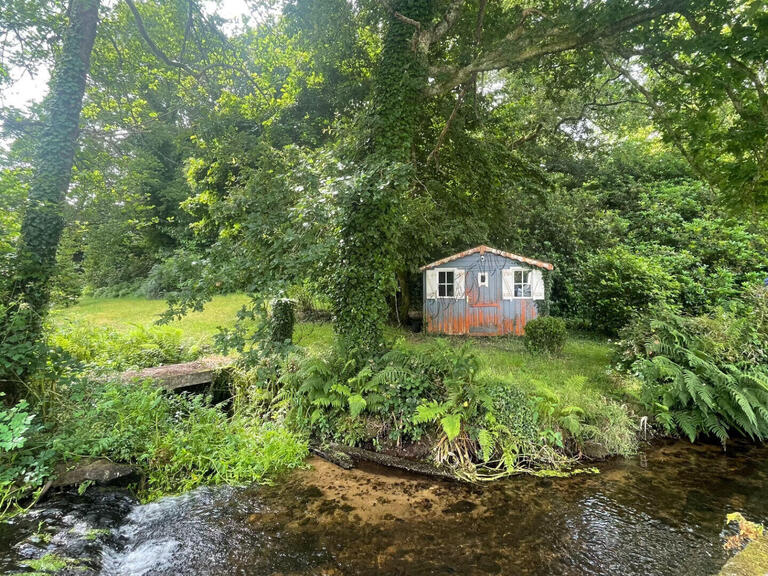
[89,279,145,299]
[141,251,229,300]
[50,379,307,500]
[0,300,47,389]
[578,246,678,335]
[618,288,768,444]
[524,316,567,354]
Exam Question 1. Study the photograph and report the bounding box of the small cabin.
[420,245,553,336]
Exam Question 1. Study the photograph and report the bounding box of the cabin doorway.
[468,270,500,335]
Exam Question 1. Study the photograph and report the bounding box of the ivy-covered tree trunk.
[332,0,431,357]
[1,0,100,392]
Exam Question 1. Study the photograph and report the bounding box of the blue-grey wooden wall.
[423,252,543,336]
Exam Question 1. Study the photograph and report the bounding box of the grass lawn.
[50,294,252,345]
[51,296,632,411]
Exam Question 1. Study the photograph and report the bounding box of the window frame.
[503,267,534,300]
[437,268,456,299]
[512,269,532,299]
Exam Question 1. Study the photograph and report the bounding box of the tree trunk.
[332,0,431,357]
[1,0,100,393]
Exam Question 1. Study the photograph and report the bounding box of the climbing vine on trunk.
[0,0,100,393]
[332,0,432,357]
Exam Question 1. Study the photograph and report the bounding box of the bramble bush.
[524,316,567,354]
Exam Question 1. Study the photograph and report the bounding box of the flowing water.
[3,440,768,575]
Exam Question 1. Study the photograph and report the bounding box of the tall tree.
[1,0,100,393]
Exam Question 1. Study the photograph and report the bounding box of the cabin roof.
[419,245,554,272]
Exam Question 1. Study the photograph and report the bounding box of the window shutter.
[531,269,545,300]
[455,268,466,299]
[426,269,438,299]
[502,269,514,300]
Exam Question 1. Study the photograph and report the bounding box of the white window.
[502,268,537,299]
[438,270,455,298]
[513,270,532,298]
[478,272,488,287]
[426,268,466,300]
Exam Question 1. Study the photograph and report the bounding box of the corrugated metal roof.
[419,245,554,271]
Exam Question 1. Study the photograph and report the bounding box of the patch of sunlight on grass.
[50,294,252,345]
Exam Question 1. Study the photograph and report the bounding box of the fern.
[631,308,768,445]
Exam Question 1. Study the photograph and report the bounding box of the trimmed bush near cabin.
[524,316,567,354]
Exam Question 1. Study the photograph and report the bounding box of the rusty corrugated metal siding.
[423,250,544,336]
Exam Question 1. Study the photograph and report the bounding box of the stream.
[2,440,768,575]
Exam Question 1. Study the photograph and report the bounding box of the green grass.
[50,294,252,345]
[51,295,632,409]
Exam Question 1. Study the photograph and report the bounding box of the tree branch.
[124,0,193,72]
[427,0,680,97]
[427,85,467,167]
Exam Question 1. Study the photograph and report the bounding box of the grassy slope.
[52,296,630,408]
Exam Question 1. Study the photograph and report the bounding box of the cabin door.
[467,270,500,335]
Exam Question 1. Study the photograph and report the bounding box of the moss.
[21,553,78,573]
[84,528,111,541]
[719,536,768,576]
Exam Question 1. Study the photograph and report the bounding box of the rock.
[53,459,139,488]
[581,440,611,460]
[121,355,232,391]
[719,536,768,576]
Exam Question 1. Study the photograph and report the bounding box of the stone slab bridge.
[121,356,233,391]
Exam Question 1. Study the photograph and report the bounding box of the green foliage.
[269,298,296,346]
[524,316,567,354]
[0,394,54,517]
[0,299,47,390]
[50,222,85,307]
[619,291,768,444]
[49,379,307,500]
[49,321,199,371]
[578,246,677,335]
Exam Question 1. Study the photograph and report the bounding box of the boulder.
[53,459,139,488]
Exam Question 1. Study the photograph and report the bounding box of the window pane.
[522,271,529,283]
[446,283,454,297]
[439,283,446,297]
[522,284,531,297]
[439,271,447,284]
[514,270,522,283]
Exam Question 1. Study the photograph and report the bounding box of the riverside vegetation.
[4,278,768,515]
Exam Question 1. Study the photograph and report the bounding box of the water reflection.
[2,440,768,575]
